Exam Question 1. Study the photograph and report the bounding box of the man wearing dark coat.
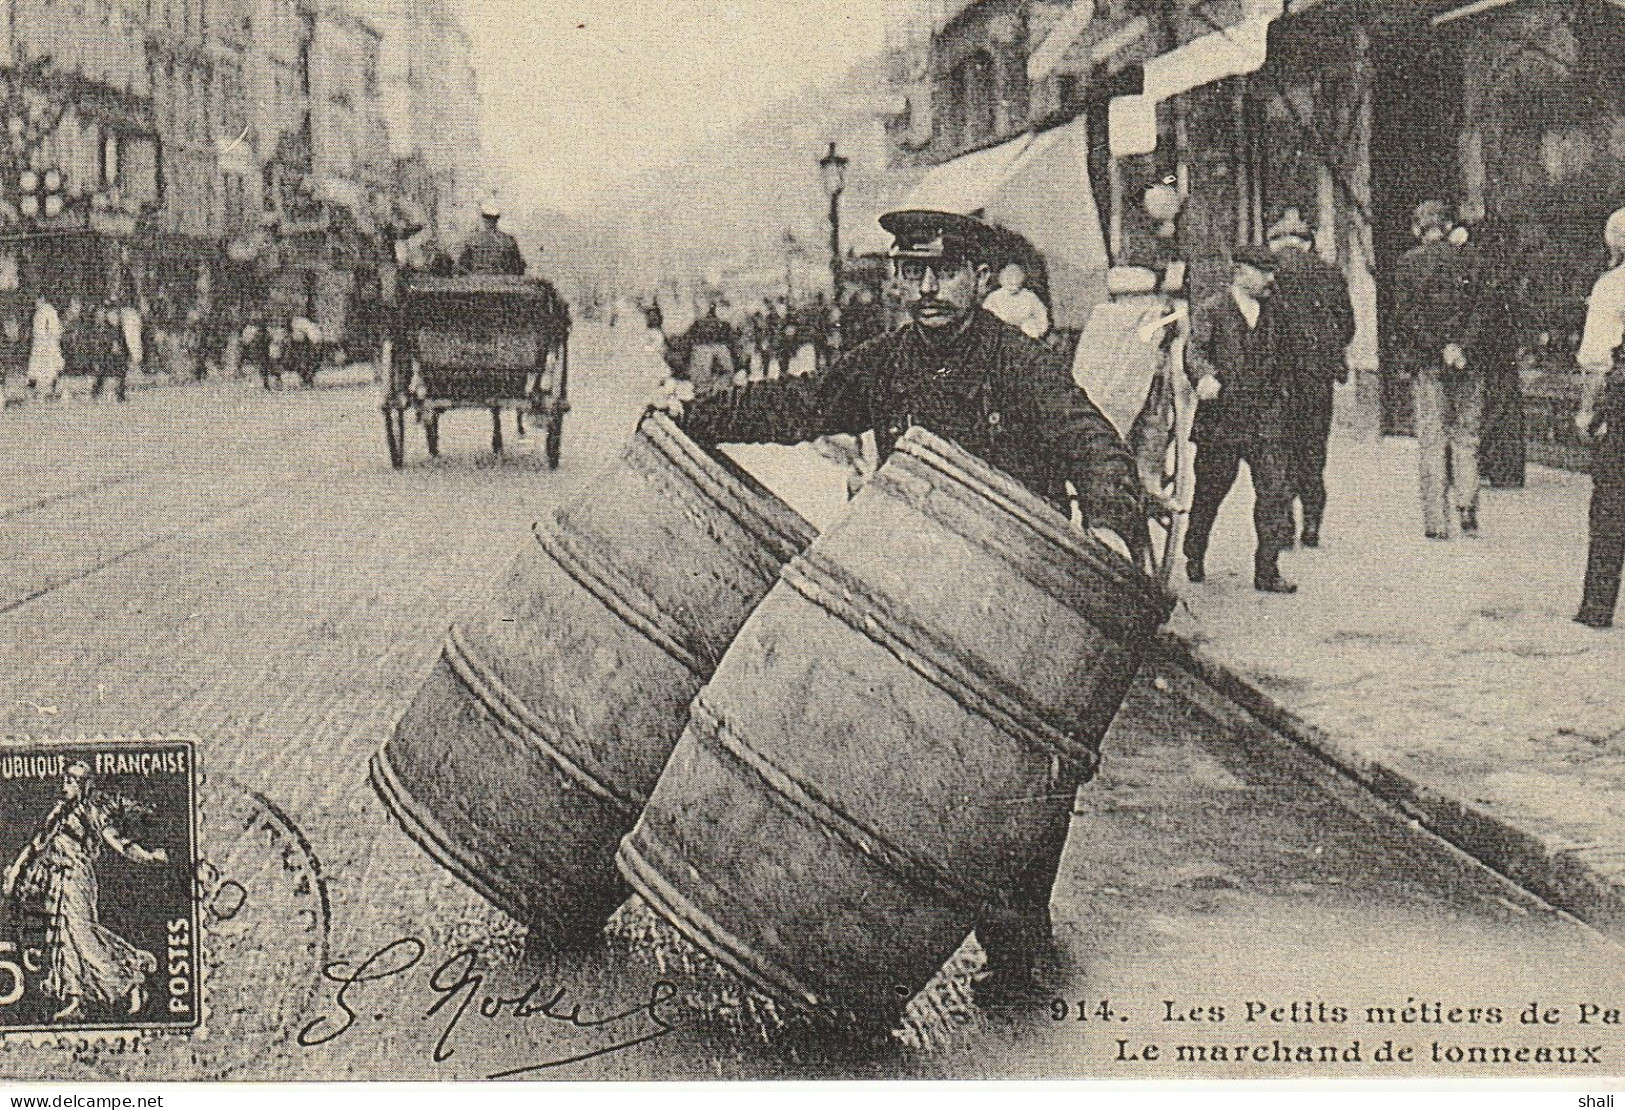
[657,208,1147,995]
[1267,209,1355,547]
[1391,199,1488,538]
[1182,246,1298,593]
[458,201,526,277]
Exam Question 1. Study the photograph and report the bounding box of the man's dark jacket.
[1185,291,1291,446]
[1272,246,1354,387]
[1390,239,1484,375]
[679,308,1145,545]
[459,223,526,277]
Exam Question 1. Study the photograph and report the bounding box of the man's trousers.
[1414,369,1483,536]
[1286,383,1334,537]
[1183,440,1295,578]
[974,757,1076,979]
[1581,388,1625,623]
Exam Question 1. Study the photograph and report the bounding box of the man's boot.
[1254,551,1297,594]
[974,906,1059,1006]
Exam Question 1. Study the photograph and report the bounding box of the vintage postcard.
[0,0,1623,1090]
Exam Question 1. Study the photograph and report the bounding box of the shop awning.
[1108,0,1284,155]
[982,117,1108,331]
[851,122,1107,329]
[896,134,1034,217]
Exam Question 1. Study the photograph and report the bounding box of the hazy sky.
[454,0,886,213]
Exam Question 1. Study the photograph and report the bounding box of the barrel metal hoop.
[442,626,646,817]
[780,554,1103,776]
[626,447,791,587]
[891,433,1170,625]
[868,465,1163,647]
[687,697,1003,910]
[531,520,713,678]
[615,833,828,1013]
[638,415,816,562]
[368,749,548,930]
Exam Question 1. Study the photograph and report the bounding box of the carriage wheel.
[544,410,564,470]
[383,404,405,469]
[424,410,441,458]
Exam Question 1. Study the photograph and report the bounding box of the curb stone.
[1149,630,1625,942]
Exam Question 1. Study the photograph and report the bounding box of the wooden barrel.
[372,414,815,946]
[617,426,1171,1027]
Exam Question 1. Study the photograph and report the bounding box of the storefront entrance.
[1369,28,1464,436]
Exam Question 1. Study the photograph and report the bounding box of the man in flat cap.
[655,207,1147,996]
[1182,245,1299,593]
[1392,198,1488,538]
[1268,208,1355,548]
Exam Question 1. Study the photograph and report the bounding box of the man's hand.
[1195,375,1221,402]
[1577,405,1606,442]
[1442,343,1467,370]
[1089,526,1132,561]
[646,377,694,420]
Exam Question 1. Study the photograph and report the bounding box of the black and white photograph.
[0,0,1624,1090]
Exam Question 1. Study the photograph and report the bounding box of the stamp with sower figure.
[0,739,199,1035]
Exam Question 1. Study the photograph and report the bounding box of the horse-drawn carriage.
[382,274,571,468]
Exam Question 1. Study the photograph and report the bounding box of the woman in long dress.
[25,294,63,397]
[3,762,170,1021]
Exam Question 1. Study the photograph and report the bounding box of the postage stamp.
[0,739,199,1036]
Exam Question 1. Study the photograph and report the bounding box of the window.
[101,131,120,187]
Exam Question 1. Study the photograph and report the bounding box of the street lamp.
[781,227,800,298]
[818,141,848,297]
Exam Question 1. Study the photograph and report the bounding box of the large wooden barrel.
[372,414,816,946]
[617,427,1171,1028]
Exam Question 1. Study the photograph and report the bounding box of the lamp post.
[818,141,848,299]
[781,227,800,299]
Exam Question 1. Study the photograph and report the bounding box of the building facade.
[0,0,481,350]
[880,0,1625,467]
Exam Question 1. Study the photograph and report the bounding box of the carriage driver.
[653,207,1149,998]
[459,199,527,277]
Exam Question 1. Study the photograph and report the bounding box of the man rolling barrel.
[653,208,1148,1000]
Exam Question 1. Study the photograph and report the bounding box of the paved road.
[0,325,1621,1080]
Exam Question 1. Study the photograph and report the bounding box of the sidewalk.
[1161,429,1625,937]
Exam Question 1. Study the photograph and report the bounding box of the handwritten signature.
[297,937,682,1077]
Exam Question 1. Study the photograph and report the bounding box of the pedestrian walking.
[25,293,63,399]
[1267,208,1355,547]
[285,315,323,387]
[768,297,794,377]
[1572,207,1625,630]
[1181,246,1298,593]
[241,320,274,389]
[653,209,1146,998]
[119,303,144,382]
[88,301,130,402]
[983,262,1051,340]
[1392,199,1489,539]
[0,302,29,402]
